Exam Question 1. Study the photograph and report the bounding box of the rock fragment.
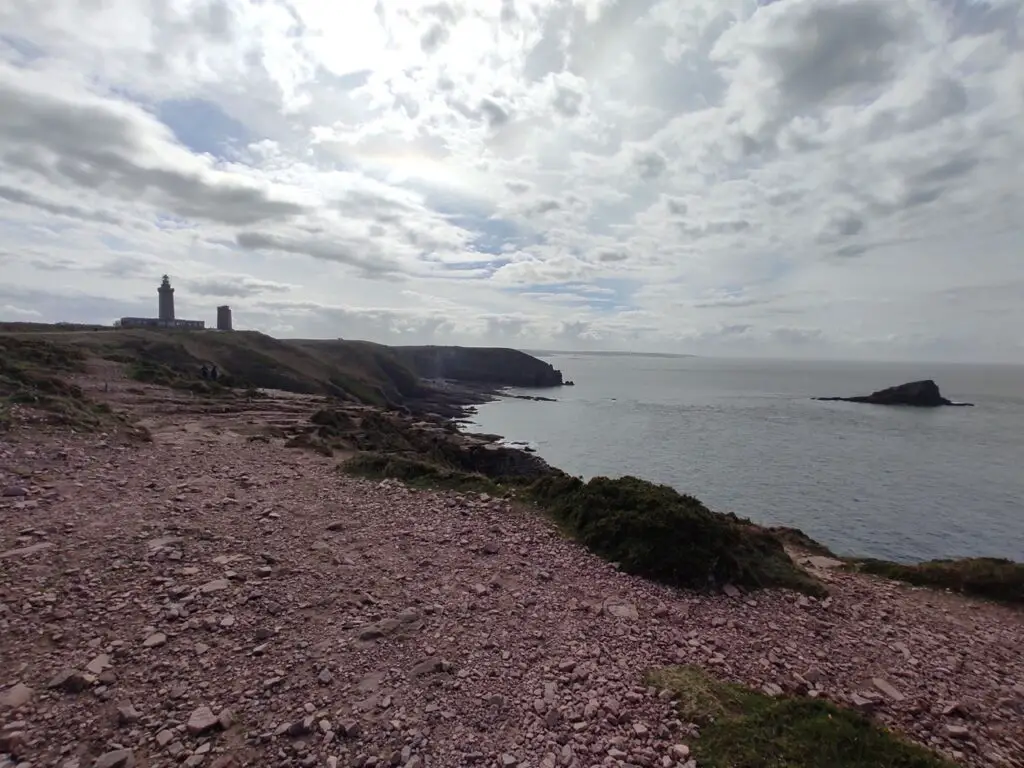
[93,750,135,768]
[187,705,221,735]
[117,702,141,724]
[0,683,33,709]
[872,677,906,702]
[85,654,110,675]
[603,596,639,620]
[410,657,445,676]
[199,579,230,594]
[48,669,89,692]
[143,632,167,648]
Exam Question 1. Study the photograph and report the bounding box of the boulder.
[816,380,972,407]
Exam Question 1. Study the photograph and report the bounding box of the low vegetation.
[344,453,505,494]
[847,557,1024,605]
[329,406,821,595]
[526,474,823,595]
[0,336,146,438]
[765,526,839,557]
[645,666,955,768]
[1,327,425,408]
[125,360,236,396]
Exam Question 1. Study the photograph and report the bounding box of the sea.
[467,354,1024,564]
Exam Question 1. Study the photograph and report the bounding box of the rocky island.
[1,327,1022,768]
[816,380,974,407]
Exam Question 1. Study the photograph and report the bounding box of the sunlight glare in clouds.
[0,0,1022,360]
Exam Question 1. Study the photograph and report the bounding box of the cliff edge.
[392,345,565,388]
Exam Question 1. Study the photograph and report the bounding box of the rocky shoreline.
[2,361,1024,768]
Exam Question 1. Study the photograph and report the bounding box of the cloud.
[234,231,404,279]
[0,183,123,225]
[479,97,512,128]
[1,304,41,318]
[0,0,1022,361]
[633,149,668,180]
[0,63,308,226]
[181,274,295,299]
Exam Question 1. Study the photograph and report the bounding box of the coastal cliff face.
[393,345,565,388]
[0,330,567,417]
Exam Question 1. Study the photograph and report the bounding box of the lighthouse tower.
[158,275,175,321]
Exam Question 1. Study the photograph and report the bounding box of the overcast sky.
[1,0,1022,361]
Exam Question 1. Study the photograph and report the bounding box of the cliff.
[0,328,567,416]
[392,345,565,388]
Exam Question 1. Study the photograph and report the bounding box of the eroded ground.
[2,373,1023,768]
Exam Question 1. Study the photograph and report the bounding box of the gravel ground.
[2,380,1023,768]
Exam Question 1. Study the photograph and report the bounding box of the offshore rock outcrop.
[816,380,973,408]
[395,345,566,388]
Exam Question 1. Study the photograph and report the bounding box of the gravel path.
[1,382,1023,768]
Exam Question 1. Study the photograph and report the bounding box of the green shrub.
[344,452,502,494]
[646,666,954,768]
[527,474,822,594]
[849,557,1024,605]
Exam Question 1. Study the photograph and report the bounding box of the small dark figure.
[200,364,209,380]
[209,365,219,382]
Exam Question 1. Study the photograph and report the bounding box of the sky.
[1,0,1023,362]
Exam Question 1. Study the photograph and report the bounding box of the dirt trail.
[1,374,1023,768]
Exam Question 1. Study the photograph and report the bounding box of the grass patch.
[126,360,236,395]
[526,474,823,595]
[847,557,1024,605]
[645,666,955,768]
[343,452,504,494]
[1,338,102,430]
[0,336,149,438]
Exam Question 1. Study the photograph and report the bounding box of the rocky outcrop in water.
[816,380,973,407]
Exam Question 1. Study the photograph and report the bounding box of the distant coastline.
[525,349,698,359]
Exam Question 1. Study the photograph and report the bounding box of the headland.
[1,325,1022,768]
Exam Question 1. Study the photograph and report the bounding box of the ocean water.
[467,354,1024,563]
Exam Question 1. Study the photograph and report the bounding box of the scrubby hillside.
[0,327,564,417]
[391,344,566,387]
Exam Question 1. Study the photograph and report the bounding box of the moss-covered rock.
[526,474,822,594]
[646,666,955,768]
